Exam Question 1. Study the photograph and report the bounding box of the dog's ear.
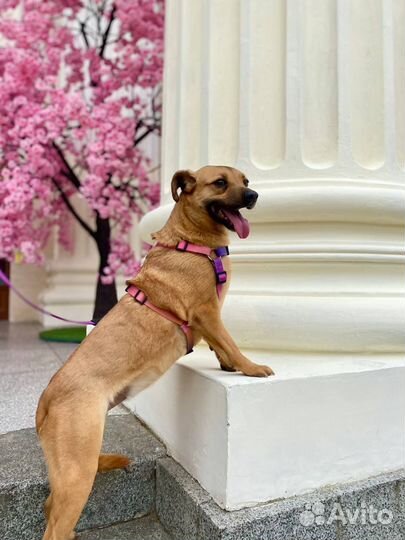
[171,170,196,202]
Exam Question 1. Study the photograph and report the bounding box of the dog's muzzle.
[244,189,259,209]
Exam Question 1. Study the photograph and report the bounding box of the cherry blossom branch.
[107,175,141,199]
[51,179,96,238]
[100,4,116,58]
[134,126,156,146]
[80,21,90,48]
[52,142,81,190]
[147,164,161,175]
[133,86,162,146]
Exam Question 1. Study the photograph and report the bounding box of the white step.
[128,347,405,511]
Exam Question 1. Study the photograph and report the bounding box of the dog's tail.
[97,453,131,472]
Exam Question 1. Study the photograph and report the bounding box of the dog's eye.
[213,179,227,189]
[243,178,249,187]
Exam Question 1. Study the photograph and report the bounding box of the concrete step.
[78,515,171,539]
[156,457,405,540]
[2,409,404,540]
[0,415,166,540]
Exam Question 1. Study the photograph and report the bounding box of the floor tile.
[0,368,58,434]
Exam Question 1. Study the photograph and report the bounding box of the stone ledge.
[156,457,405,540]
[78,514,171,540]
[0,416,166,540]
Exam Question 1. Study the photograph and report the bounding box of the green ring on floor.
[39,326,86,343]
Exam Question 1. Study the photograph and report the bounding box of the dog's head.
[171,166,258,239]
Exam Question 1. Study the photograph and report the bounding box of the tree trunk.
[92,216,118,323]
[93,275,118,323]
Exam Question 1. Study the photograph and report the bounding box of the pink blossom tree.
[0,0,164,321]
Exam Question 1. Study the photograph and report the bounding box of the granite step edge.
[0,415,167,540]
[156,457,405,540]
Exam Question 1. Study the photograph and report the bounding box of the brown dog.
[36,165,274,540]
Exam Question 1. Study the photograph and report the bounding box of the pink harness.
[125,240,229,354]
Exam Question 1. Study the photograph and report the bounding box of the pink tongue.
[222,209,250,239]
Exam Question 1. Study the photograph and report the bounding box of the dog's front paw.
[242,363,275,377]
[220,362,237,372]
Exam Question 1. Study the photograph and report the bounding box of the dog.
[36,165,274,540]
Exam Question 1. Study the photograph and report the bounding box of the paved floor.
[0,322,128,435]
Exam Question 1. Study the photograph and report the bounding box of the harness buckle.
[216,270,227,284]
[134,290,147,305]
[176,240,189,251]
[211,257,228,285]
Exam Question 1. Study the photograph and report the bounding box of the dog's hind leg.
[39,400,106,540]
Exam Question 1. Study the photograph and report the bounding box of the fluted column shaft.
[141,0,405,353]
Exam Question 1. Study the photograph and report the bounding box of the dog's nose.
[244,189,258,209]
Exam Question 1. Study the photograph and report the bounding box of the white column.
[9,264,47,322]
[143,0,405,353]
[40,196,99,327]
[130,0,405,510]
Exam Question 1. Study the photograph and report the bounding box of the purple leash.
[0,268,95,326]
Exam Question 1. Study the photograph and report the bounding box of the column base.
[40,271,128,327]
[127,347,405,511]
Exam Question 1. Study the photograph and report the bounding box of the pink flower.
[0,0,163,284]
